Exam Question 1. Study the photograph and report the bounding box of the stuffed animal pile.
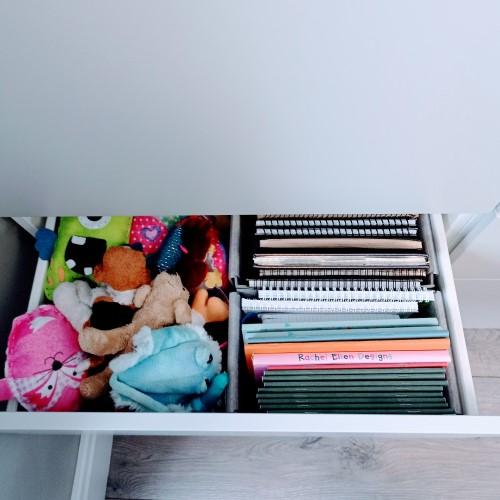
[0,216,230,412]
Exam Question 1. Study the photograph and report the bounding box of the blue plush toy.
[109,324,228,412]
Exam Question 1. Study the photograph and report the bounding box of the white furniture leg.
[71,432,113,500]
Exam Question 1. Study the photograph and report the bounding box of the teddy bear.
[78,271,192,356]
[53,245,152,332]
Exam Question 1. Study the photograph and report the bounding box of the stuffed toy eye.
[78,216,111,230]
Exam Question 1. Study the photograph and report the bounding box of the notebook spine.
[257,289,434,302]
[256,219,417,228]
[256,227,418,237]
[248,279,425,291]
[241,298,419,313]
[257,214,419,220]
[258,268,428,278]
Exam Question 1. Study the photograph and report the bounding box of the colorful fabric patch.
[130,216,168,255]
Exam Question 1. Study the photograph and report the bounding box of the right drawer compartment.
[227,214,478,418]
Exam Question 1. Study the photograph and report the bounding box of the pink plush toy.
[0,305,89,411]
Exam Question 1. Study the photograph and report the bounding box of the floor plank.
[473,376,500,415]
[107,436,500,500]
[464,329,500,377]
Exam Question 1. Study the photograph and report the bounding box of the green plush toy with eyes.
[44,216,132,300]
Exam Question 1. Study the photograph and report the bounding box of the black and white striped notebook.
[257,268,429,278]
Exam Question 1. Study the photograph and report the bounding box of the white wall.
[452,217,500,328]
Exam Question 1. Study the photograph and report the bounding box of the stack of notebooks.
[239,214,454,414]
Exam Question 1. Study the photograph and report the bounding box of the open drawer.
[1,213,499,437]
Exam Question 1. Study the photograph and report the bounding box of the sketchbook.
[253,254,429,269]
[259,238,423,250]
[242,298,420,314]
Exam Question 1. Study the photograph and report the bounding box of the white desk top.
[1,1,499,214]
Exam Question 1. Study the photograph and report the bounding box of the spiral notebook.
[257,214,419,220]
[257,268,428,278]
[249,278,426,290]
[256,217,418,228]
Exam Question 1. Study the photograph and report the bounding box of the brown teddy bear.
[79,271,191,356]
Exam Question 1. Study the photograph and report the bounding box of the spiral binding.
[257,214,419,220]
[257,268,428,278]
[248,278,425,291]
[241,298,419,313]
[257,289,434,302]
[256,218,417,228]
[256,227,418,237]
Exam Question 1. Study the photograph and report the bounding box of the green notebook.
[262,380,448,388]
[258,385,446,392]
[266,408,456,414]
[264,368,446,376]
[257,390,445,399]
[259,402,450,410]
[257,396,447,404]
[243,317,440,334]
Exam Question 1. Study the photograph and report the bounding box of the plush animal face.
[108,324,224,412]
[151,272,190,302]
[0,305,88,411]
[119,337,221,395]
[44,216,132,300]
[93,246,151,291]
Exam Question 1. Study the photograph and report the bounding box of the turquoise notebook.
[244,326,448,344]
[243,317,439,334]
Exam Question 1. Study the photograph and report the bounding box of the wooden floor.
[107,329,500,500]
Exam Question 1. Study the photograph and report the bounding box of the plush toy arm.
[53,282,93,333]
[80,367,113,400]
[174,299,192,324]
[134,284,151,308]
[190,372,229,412]
[35,228,57,260]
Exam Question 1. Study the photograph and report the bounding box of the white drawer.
[1,214,499,437]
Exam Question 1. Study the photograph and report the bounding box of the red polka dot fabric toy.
[129,216,168,255]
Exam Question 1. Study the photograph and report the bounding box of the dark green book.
[258,389,444,398]
[257,396,447,404]
[258,385,446,392]
[263,380,448,388]
[264,368,446,376]
[259,402,450,410]
[266,408,456,414]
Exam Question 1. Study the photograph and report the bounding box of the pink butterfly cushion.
[0,305,89,411]
[129,216,168,255]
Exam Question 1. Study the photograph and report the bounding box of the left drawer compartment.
[0,216,233,418]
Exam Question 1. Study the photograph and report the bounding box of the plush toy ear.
[0,378,13,401]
